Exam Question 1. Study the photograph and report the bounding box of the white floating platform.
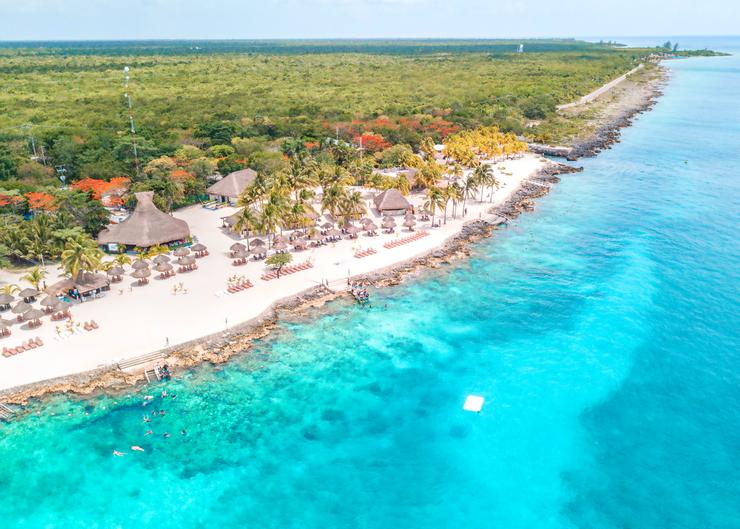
[463,395,485,412]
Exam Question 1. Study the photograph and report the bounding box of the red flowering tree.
[24,192,57,211]
[354,133,391,153]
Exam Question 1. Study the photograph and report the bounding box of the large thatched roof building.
[206,168,257,204]
[373,188,411,216]
[98,191,190,249]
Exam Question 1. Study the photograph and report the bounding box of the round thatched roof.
[364,222,378,231]
[132,259,149,270]
[23,308,45,321]
[232,248,249,259]
[18,287,39,298]
[346,226,359,234]
[273,242,288,251]
[327,228,342,237]
[40,296,58,307]
[177,255,196,266]
[12,301,31,314]
[191,243,207,252]
[153,254,171,264]
[52,300,70,312]
[131,269,151,279]
[107,265,125,276]
[0,293,14,304]
[97,191,190,247]
[230,242,246,252]
[251,238,266,247]
[173,247,190,257]
[155,262,174,272]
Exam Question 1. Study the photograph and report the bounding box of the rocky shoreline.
[530,65,667,160]
[0,160,580,408]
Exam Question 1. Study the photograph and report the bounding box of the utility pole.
[123,66,141,177]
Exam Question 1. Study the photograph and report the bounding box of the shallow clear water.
[1,39,739,529]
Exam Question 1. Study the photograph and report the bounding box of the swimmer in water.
[131,446,145,452]
[144,430,153,436]
[163,432,171,439]
[112,450,125,457]
[161,390,167,398]
[143,416,151,423]
[180,429,187,436]
[144,395,153,400]
[171,394,177,400]
[159,410,166,416]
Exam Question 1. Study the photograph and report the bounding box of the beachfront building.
[97,191,191,251]
[373,188,411,216]
[206,168,258,205]
[46,272,110,301]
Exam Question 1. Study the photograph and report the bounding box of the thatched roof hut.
[12,301,31,315]
[98,191,190,248]
[46,273,110,296]
[373,189,410,216]
[152,254,171,264]
[18,287,39,301]
[132,259,150,270]
[206,168,258,200]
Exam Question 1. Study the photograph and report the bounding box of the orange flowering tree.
[24,192,57,211]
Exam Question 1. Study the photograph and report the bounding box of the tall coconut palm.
[340,190,367,222]
[0,283,19,296]
[60,238,103,279]
[234,207,260,250]
[321,182,347,219]
[113,253,132,267]
[414,162,441,190]
[21,266,47,290]
[448,182,464,219]
[424,187,446,228]
[474,164,494,202]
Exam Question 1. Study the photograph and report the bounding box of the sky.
[0,0,737,41]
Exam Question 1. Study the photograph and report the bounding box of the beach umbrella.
[273,235,288,245]
[327,228,342,238]
[232,248,249,259]
[273,241,288,252]
[12,301,31,315]
[18,287,39,301]
[132,259,149,270]
[107,265,125,277]
[40,296,58,308]
[247,247,263,256]
[292,238,308,249]
[360,217,373,226]
[404,218,417,228]
[321,221,334,230]
[230,242,246,252]
[364,221,378,232]
[0,293,15,305]
[22,308,45,322]
[191,243,207,252]
[382,220,396,229]
[346,226,359,236]
[307,231,323,242]
[173,247,190,257]
[153,254,171,264]
[250,238,266,248]
[177,255,196,266]
[52,300,70,314]
[131,269,151,279]
[404,213,416,220]
[155,262,174,273]
[382,215,394,222]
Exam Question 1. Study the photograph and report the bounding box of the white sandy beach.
[0,154,547,393]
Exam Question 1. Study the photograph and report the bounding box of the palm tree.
[60,238,103,279]
[414,162,441,190]
[424,187,446,228]
[339,190,367,223]
[21,266,47,290]
[474,165,494,202]
[461,173,479,217]
[448,182,464,219]
[113,253,132,267]
[0,284,19,296]
[321,182,347,219]
[234,207,260,249]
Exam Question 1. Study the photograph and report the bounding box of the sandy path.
[557,64,644,110]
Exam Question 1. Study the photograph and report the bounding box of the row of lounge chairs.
[227,280,254,294]
[383,230,429,249]
[3,337,44,357]
[83,320,99,332]
[354,248,378,259]
[261,261,313,281]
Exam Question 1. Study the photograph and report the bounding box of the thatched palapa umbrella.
[52,300,71,316]
[23,308,45,324]
[364,221,378,233]
[403,218,417,231]
[131,268,151,280]
[0,293,13,311]
[153,254,171,264]
[273,241,288,252]
[40,296,58,312]
[132,259,149,270]
[327,228,342,239]
[155,262,174,273]
[232,248,249,259]
[178,255,196,266]
[173,247,190,257]
[191,243,206,252]
[292,238,308,250]
[18,287,39,302]
[346,225,359,238]
[251,238,266,248]
[12,301,31,315]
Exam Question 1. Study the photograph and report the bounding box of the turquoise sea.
[1,37,738,528]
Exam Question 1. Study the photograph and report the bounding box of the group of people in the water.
[112,386,184,457]
[349,283,371,305]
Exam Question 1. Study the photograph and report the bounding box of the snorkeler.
[112,450,125,457]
